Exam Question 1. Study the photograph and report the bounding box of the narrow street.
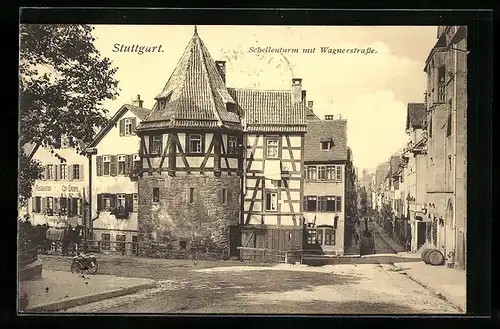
[40,254,460,314]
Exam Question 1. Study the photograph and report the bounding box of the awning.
[264,159,282,180]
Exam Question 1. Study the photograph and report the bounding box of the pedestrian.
[354,232,359,245]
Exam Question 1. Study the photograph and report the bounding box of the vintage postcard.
[18,23,467,314]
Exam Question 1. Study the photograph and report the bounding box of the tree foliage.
[19,24,120,206]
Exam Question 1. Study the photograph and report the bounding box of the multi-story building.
[24,138,88,228]
[302,116,348,255]
[402,103,429,252]
[423,26,467,269]
[372,161,390,211]
[86,96,150,254]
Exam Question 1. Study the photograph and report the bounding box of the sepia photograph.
[18,22,469,315]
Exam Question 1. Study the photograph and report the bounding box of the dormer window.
[320,138,333,150]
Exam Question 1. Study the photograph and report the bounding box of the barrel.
[422,248,433,264]
[421,248,431,262]
[428,249,445,266]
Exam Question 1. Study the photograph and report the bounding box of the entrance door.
[445,200,454,259]
[417,222,426,250]
[229,225,241,257]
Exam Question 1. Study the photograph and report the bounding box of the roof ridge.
[228,87,291,93]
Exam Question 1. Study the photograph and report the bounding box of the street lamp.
[84,147,98,241]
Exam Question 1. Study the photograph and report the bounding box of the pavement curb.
[389,263,465,313]
[25,281,157,313]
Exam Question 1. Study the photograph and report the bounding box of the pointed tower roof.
[137,26,241,131]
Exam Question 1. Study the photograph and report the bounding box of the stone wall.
[137,174,240,257]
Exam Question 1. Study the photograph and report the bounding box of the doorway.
[417,221,426,250]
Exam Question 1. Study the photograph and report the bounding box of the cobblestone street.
[39,254,460,314]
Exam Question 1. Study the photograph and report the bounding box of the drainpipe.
[451,46,458,262]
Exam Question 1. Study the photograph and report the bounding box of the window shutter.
[218,189,222,203]
[125,194,133,212]
[201,134,206,153]
[119,119,125,136]
[43,165,49,180]
[96,156,103,176]
[79,164,84,181]
[125,155,132,175]
[110,194,116,209]
[54,165,58,181]
[97,194,103,211]
[68,165,74,181]
[110,156,118,176]
[41,197,47,213]
[31,197,36,213]
[302,197,307,212]
[132,118,137,135]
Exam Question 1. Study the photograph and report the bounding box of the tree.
[19,24,120,206]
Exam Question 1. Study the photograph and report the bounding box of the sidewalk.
[19,269,156,313]
[371,221,407,253]
[392,259,466,312]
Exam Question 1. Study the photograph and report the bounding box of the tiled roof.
[406,103,426,130]
[304,119,347,162]
[306,108,320,121]
[137,28,241,131]
[227,88,307,132]
[127,104,151,120]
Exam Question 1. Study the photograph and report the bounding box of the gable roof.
[227,88,307,133]
[406,103,426,131]
[306,107,320,121]
[87,104,151,148]
[136,27,241,132]
[304,119,347,162]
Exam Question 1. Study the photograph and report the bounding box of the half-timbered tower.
[134,27,243,255]
[232,79,307,252]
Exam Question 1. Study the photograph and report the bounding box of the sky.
[92,25,437,173]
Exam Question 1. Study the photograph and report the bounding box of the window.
[46,197,54,216]
[318,166,327,180]
[306,196,317,211]
[326,196,336,212]
[133,154,141,170]
[179,241,187,250]
[188,188,195,204]
[336,166,342,181]
[306,166,317,180]
[266,139,279,159]
[101,234,110,250]
[317,229,323,245]
[117,194,126,208]
[324,229,336,245]
[118,155,126,175]
[34,197,41,213]
[326,166,336,180]
[59,164,68,180]
[317,196,327,212]
[228,136,238,155]
[133,194,138,212]
[100,195,110,211]
[153,187,160,203]
[188,134,202,153]
[335,196,342,212]
[221,188,228,204]
[116,235,126,253]
[307,229,317,244]
[47,165,54,180]
[265,192,278,211]
[447,100,452,137]
[150,135,163,154]
[124,118,132,136]
[103,156,111,176]
[73,164,80,180]
[321,141,331,150]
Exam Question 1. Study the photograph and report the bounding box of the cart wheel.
[71,261,83,274]
[86,261,98,274]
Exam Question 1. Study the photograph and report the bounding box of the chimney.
[291,78,302,104]
[215,61,226,84]
[307,101,314,109]
[133,94,144,108]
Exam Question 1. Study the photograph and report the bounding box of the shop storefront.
[28,182,88,228]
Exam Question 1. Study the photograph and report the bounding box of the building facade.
[423,26,467,269]
[25,139,88,228]
[87,98,150,254]
[302,117,348,255]
[134,28,243,256]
